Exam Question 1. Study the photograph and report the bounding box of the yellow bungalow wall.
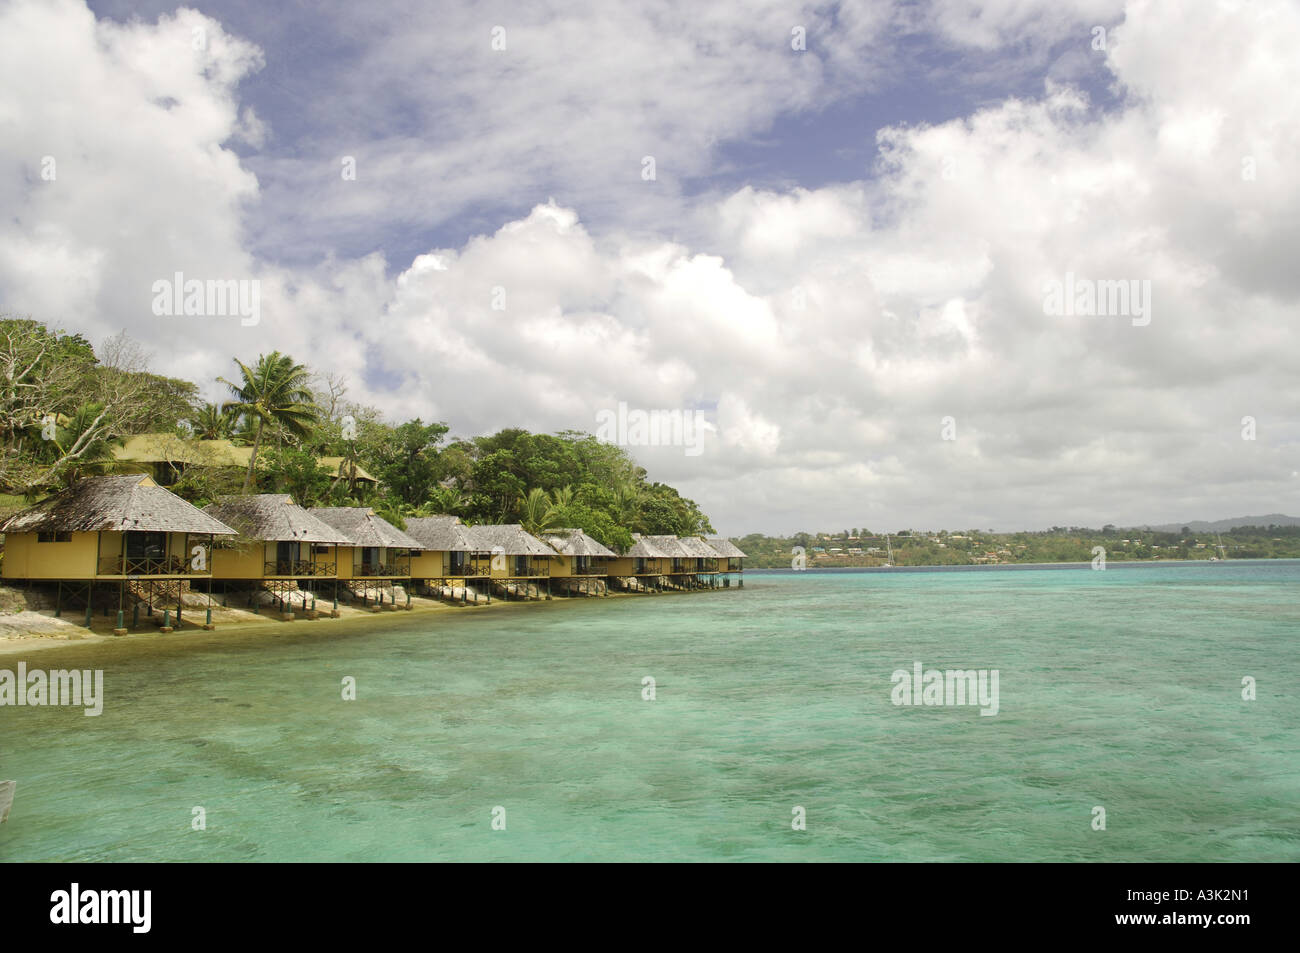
[409,550,450,579]
[331,545,354,580]
[607,556,664,576]
[1,531,99,579]
[1,530,207,580]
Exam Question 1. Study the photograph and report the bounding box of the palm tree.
[190,402,237,440]
[519,487,561,536]
[219,352,320,490]
[419,485,468,516]
[611,481,644,531]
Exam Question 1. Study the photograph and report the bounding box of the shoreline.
[0,584,707,659]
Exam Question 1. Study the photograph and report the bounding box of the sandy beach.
[0,586,652,658]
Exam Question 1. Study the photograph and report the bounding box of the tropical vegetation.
[0,315,713,552]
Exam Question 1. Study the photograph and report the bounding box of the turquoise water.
[2,561,1297,862]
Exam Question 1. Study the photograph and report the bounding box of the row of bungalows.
[404,518,555,603]
[200,495,422,611]
[0,475,745,629]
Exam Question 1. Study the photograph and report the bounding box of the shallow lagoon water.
[2,561,1297,861]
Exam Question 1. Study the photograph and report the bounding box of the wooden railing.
[356,560,410,577]
[511,563,550,577]
[99,556,197,576]
[264,560,336,577]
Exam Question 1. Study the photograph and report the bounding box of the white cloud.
[2,0,1298,534]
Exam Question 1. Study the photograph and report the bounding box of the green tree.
[264,447,332,507]
[363,419,449,507]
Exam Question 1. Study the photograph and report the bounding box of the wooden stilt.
[114,581,127,635]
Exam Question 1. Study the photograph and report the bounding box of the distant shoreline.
[747,558,1300,573]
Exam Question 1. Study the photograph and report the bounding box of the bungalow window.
[126,532,166,560]
[37,531,73,543]
[514,555,528,575]
[449,551,466,573]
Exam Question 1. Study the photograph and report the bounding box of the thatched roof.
[466,524,554,556]
[309,507,422,549]
[318,456,380,485]
[0,474,236,536]
[641,535,693,558]
[403,515,484,552]
[678,536,721,558]
[706,537,746,558]
[543,528,616,558]
[114,434,378,483]
[624,534,672,558]
[203,495,353,544]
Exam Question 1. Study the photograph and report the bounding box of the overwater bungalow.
[706,537,747,586]
[677,536,724,586]
[202,494,355,613]
[308,506,422,606]
[403,515,492,603]
[607,534,672,591]
[639,535,699,588]
[542,528,616,596]
[465,524,554,600]
[0,474,236,628]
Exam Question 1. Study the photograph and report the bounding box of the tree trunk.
[244,418,265,490]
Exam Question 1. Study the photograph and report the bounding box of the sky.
[2,0,1297,535]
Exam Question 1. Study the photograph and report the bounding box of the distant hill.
[1139,515,1300,532]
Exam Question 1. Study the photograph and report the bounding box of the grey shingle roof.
[403,515,484,552]
[641,535,693,558]
[0,474,236,536]
[624,534,671,558]
[678,536,721,558]
[542,528,616,558]
[309,507,422,549]
[203,494,354,544]
[706,537,746,558]
[465,524,554,556]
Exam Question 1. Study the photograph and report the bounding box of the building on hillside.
[113,433,379,490]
